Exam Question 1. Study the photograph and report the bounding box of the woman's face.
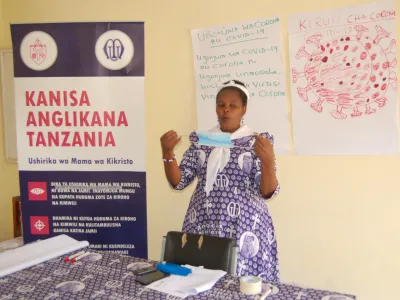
[216,89,246,133]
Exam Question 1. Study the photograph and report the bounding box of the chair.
[12,196,22,238]
[160,231,238,275]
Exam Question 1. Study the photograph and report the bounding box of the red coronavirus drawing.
[291,25,397,119]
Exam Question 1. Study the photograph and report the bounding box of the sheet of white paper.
[0,235,88,278]
[146,266,226,298]
[191,17,291,154]
[288,0,398,155]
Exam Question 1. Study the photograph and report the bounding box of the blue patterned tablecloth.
[0,242,356,299]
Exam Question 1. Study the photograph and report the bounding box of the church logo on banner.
[95,30,134,70]
[28,182,48,201]
[19,31,58,71]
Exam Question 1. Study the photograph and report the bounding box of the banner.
[191,17,291,154]
[11,22,147,257]
[289,0,398,155]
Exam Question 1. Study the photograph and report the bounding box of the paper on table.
[0,234,89,278]
[147,265,226,298]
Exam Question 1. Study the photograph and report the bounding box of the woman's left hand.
[254,135,275,165]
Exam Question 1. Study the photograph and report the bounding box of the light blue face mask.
[196,131,233,148]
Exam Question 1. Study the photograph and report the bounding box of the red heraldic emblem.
[30,38,47,65]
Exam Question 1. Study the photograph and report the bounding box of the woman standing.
[160,80,280,282]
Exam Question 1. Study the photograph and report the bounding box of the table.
[0,238,356,299]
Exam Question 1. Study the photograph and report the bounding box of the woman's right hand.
[160,130,181,157]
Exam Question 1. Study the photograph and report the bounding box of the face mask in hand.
[196,131,232,148]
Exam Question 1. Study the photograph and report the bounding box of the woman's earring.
[241,118,244,124]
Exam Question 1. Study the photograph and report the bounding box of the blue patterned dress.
[171,131,280,282]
